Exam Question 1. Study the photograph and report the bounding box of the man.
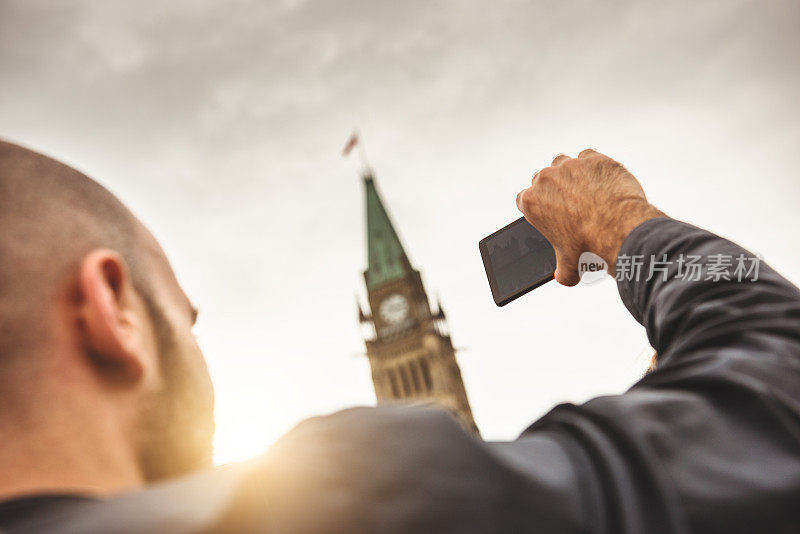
[0,140,798,533]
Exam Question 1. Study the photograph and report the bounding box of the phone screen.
[479,217,556,306]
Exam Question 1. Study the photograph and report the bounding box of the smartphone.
[479,217,556,306]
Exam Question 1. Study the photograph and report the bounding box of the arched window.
[399,365,412,396]
[419,358,433,391]
[409,361,422,394]
[388,369,400,397]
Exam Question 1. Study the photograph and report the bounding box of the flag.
[342,131,359,157]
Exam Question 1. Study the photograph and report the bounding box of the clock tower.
[357,170,478,434]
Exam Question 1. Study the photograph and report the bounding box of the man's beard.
[137,306,215,481]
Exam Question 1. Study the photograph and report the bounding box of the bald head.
[0,139,214,486]
[0,139,155,361]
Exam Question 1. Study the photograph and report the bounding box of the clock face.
[379,293,410,325]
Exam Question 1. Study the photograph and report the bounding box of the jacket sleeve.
[525,217,800,534]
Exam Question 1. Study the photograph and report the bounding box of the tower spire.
[355,160,479,435]
[363,173,413,290]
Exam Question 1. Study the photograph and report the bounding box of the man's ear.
[77,249,151,382]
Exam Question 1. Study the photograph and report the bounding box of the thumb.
[554,247,581,287]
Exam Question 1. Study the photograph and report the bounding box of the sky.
[1,0,799,464]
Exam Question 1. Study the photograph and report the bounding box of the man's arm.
[595,217,800,532]
[518,151,800,532]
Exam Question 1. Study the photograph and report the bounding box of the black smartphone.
[479,217,556,306]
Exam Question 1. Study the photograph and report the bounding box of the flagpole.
[342,129,372,178]
[356,130,371,177]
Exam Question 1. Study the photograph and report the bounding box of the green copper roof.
[364,172,412,289]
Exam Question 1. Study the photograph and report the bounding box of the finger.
[577,148,603,159]
[553,247,581,287]
[516,187,530,213]
[516,187,543,226]
[530,168,542,186]
[551,153,571,166]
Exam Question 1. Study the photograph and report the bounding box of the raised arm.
[518,150,800,532]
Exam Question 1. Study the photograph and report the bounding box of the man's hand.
[516,149,664,286]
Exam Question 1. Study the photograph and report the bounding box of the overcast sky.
[2,0,799,463]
